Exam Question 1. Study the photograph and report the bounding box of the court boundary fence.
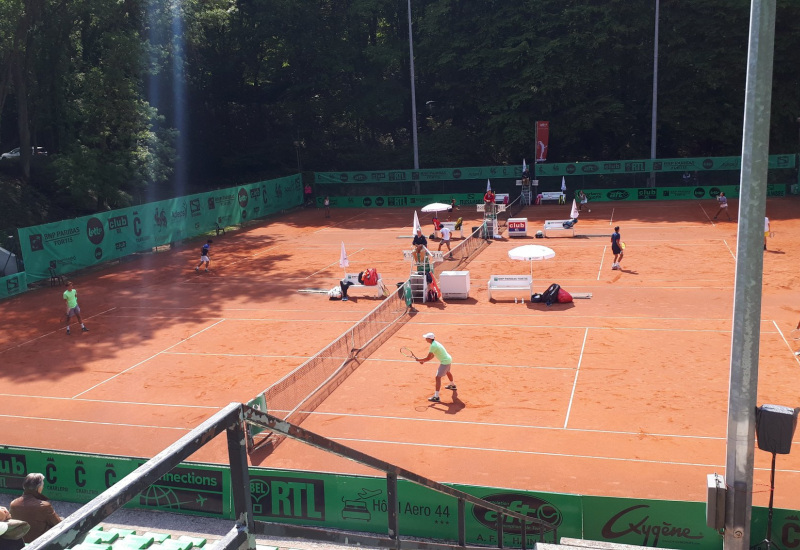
[24,402,556,550]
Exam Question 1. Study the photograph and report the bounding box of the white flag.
[570,200,580,219]
[561,176,567,193]
[339,241,349,268]
[413,210,421,234]
[486,179,492,192]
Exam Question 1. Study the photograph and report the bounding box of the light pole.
[650,0,660,188]
[407,0,420,193]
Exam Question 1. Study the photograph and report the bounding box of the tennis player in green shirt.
[418,332,456,402]
[63,281,88,335]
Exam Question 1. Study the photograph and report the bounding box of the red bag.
[362,268,379,286]
[557,288,573,303]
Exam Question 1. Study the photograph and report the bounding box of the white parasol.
[570,199,580,219]
[339,241,349,270]
[508,244,555,280]
[561,176,567,193]
[421,202,451,214]
[413,210,421,234]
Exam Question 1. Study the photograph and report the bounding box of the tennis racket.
[400,347,420,361]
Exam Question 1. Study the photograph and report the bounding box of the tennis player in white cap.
[418,332,455,402]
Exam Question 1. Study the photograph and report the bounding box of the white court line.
[0,393,219,409]
[0,413,190,431]
[313,212,364,233]
[563,328,589,428]
[699,203,714,226]
[723,239,736,260]
[163,351,312,359]
[72,319,226,399]
[412,321,738,334]
[306,247,364,279]
[374,357,575,371]
[773,320,800,364]
[328,436,725,469]
[305,410,727,441]
[609,208,615,225]
[107,315,357,324]
[1,307,118,353]
[597,245,607,280]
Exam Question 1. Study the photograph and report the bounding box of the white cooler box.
[439,271,470,299]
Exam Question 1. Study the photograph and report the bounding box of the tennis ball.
[588,209,591,212]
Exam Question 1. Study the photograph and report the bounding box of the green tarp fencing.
[1,445,795,550]
[17,175,301,282]
[314,155,796,184]
[314,184,785,211]
[0,271,27,299]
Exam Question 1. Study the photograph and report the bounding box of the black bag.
[426,272,433,283]
[530,293,543,303]
[427,287,439,302]
[541,283,561,305]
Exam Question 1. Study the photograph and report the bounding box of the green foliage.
[2,0,800,221]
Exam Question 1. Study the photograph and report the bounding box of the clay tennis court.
[2,198,800,510]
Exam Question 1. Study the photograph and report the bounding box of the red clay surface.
[2,197,800,509]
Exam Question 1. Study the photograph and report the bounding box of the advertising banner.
[246,469,583,546]
[314,184,784,211]
[0,446,230,518]
[314,156,795,186]
[3,444,800,548]
[0,272,27,300]
[535,121,550,162]
[535,155,795,177]
[314,166,521,185]
[17,175,301,282]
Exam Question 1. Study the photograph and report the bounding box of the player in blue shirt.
[195,239,212,272]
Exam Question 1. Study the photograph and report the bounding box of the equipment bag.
[530,293,543,303]
[454,217,463,230]
[362,268,379,286]
[328,286,342,300]
[426,287,439,302]
[557,288,573,303]
[541,283,561,305]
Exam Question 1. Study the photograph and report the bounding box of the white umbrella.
[339,241,349,270]
[570,199,580,219]
[486,179,492,192]
[421,202,451,213]
[561,176,567,193]
[508,244,555,280]
[413,210,421,234]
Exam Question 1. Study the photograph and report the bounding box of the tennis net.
[248,284,411,451]
[436,221,489,272]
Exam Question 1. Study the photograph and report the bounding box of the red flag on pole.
[535,121,549,163]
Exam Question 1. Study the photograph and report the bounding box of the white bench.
[543,219,575,237]
[435,221,464,240]
[487,275,533,300]
[538,192,566,204]
[342,273,384,298]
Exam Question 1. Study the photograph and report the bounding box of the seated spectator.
[9,473,61,543]
[0,506,30,550]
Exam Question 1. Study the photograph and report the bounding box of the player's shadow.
[526,302,576,311]
[619,268,639,274]
[429,391,465,415]
[766,249,785,255]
